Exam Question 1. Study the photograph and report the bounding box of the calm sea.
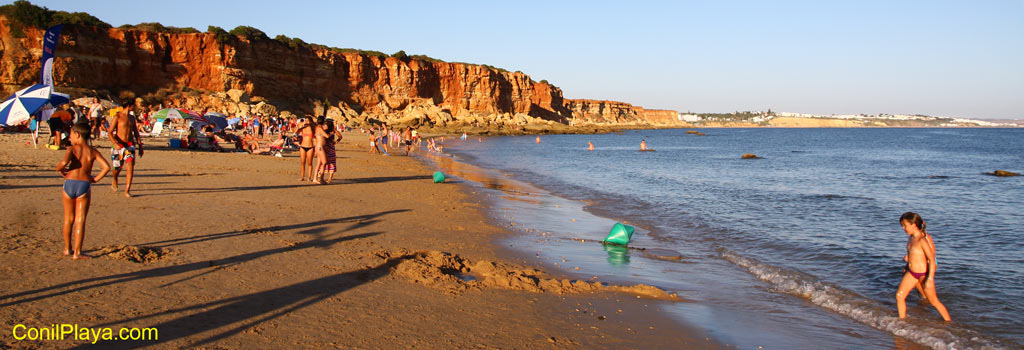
[434,128,1023,350]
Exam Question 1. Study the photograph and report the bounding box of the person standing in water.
[640,139,647,151]
[895,212,952,321]
[57,123,111,259]
[380,123,391,154]
[108,103,143,198]
[587,141,594,151]
[402,126,414,156]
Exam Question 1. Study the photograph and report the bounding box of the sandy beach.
[0,132,718,349]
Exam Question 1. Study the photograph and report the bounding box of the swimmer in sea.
[588,141,594,151]
[895,212,951,321]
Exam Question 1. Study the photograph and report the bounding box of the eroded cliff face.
[1,17,679,129]
[565,99,685,127]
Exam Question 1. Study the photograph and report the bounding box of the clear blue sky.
[24,0,1024,119]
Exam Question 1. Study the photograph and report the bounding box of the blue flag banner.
[40,24,63,86]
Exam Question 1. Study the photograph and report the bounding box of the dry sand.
[0,132,719,349]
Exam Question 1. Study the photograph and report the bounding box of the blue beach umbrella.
[0,84,53,126]
[191,115,229,132]
[207,115,229,130]
[42,92,70,110]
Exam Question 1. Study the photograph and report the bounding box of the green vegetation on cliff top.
[119,22,198,34]
[0,0,109,37]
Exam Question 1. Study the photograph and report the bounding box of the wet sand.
[0,132,719,349]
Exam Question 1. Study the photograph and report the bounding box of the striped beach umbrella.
[0,84,53,126]
[71,97,117,109]
[152,108,198,120]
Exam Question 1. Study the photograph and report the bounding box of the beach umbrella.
[205,112,227,118]
[71,97,117,109]
[42,92,70,110]
[152,108,198,120]
[191,115,228,132]
[0,84,52,126]
[206,115,229,130]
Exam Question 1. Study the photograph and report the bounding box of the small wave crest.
[721,250,1006,350]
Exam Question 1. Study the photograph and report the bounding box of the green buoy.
[603,222,635,246]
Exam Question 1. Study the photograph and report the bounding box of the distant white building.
[678,114,701,122]
[777,112,815,118]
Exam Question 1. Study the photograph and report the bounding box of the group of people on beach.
[294,115,340,184]
[362,124,418,156]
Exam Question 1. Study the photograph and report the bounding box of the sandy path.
[0,132,716,349]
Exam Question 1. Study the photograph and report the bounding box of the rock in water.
[741,153,760,159]
[685,130,705,136]
[989,170,1020,177]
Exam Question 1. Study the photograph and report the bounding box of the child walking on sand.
[895,212,952,321]
[56,123,111,259]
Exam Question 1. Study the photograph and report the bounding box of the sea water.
[433,128,1023,350]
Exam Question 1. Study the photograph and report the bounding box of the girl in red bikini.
[895,212,952,321]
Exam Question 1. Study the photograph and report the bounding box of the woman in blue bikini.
[56,123,111,259]
[895,212,952,321]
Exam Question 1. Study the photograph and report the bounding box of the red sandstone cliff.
[1,16,681,129]
[565,99,684,127]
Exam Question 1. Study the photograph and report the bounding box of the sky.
[22,0,1024,119]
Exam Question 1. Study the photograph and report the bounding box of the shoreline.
[431,130,1020,350]
[0,131,718,349]
[428,125,1023,137]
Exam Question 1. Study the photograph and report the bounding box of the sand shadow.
[0,181,175,192]
[342,175,432,184]
[0,209,408,307]
[131,176,434,196]
[133,210,407,249]
[0,183,59,190]
[129,183,338,196]
[128,172,224,178]
[71,254,413,349]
